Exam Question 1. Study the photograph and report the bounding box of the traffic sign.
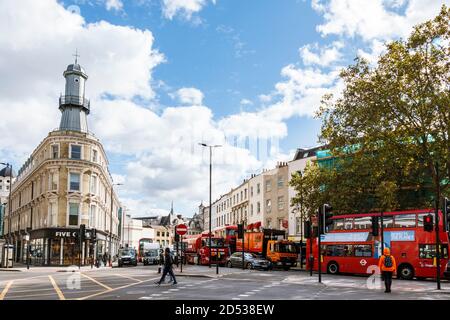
[176,224,188,235]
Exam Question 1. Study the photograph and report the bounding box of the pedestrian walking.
[378,247,397,293]
[158,249,164,274]
[155,248,177,286]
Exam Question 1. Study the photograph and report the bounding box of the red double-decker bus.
[307,209,449,280]
[214,226,238,253]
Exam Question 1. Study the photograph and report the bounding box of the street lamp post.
[199,143,221,269]
[1,163,13,269]
[109,183,122,267]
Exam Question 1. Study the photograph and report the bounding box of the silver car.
[226,252,272,270]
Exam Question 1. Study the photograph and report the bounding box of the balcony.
[59,95,90,112]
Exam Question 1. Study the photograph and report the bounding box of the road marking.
[151,294,162,296]
[113,274,142,282]
[48,276,65,300]
[252,289,261,292]
[6,292,63,300]
[139,296,153,300]
[238,294,249,297]
[169,289,179,291]
[231,297,241,300]
[77,277,160,300]
[0,281,14,300]
[80,273,113,291]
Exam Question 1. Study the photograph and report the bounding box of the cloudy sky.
[0,0,447,217]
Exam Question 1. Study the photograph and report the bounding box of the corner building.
[4,61,121,266]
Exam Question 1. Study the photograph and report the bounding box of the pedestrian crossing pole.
[318,206,322,283]
[434,163,441,290]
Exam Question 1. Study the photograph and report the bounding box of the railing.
[59,95,90,110]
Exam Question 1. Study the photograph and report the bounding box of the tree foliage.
[291,6,449,216]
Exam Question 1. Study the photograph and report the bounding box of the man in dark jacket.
[155,248,177,285]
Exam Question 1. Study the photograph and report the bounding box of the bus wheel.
[398,264,414,280]
[327,261,339,275]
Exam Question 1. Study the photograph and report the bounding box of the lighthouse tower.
[59,55,90,132]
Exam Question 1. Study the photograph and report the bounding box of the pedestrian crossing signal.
[424,214,433,232]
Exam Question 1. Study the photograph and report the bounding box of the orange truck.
[236,229,298,270]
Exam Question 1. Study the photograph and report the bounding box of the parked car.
[226,252,272,270]
[143,250,160,265]
[118,248,137,267]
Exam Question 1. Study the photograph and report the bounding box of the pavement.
[0,264,449,300]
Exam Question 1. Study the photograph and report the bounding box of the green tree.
[316,6,449,213]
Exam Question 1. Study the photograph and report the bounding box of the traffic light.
[320,204,333,235]
[424,214,433,232]
[371,216,379,236]
[237,224,244,238]
[304,221,312,238]
[175,233,180,242]
[444,198,450,232]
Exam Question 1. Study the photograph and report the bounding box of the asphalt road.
[1,265,449,300]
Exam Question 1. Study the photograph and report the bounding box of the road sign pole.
[180,235,183,273]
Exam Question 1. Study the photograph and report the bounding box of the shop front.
[27,228,107,266]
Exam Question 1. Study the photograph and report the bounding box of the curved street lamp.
[198,143,221,271]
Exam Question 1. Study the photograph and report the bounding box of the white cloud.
[219,63,343,142]
[240,99,253,106]
[357,39,387,65]
[105,0,123,11]
[172,87,204,105]
[161,0,214,20]
[312,0,448,42]
[299,41,344,67]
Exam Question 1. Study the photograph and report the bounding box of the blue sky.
[0,0,448,217]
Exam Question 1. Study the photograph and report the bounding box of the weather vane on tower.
[73,49,80,64]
